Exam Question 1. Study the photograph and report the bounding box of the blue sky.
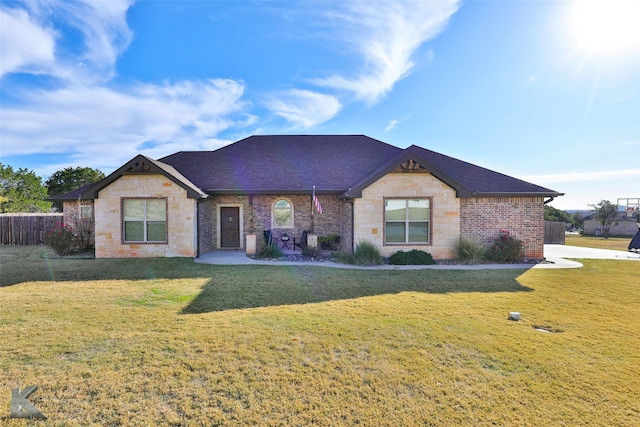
[1,0,638,210]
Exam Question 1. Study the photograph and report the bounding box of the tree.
[590,200,618,239]
[0,164,52,213]
[46,167,106,211]
[544,205,580,229]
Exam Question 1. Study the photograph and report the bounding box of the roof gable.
[345,145,562,198]
[78,155,207,200]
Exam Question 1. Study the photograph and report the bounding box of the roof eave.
[468,191,565,198]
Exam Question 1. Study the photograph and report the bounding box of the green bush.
[255,243,283,259]
[330,251,355,265]
[46,223,78,256]
[486,230,524,263]
[353,241,383,266]
[454,236,487,265]
[302,245,318,258]
[388,250,436,265]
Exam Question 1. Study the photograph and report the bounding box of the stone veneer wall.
[198,194,351,254]
[94,174,197,258]
[460,196,545,259]
[353,172,460,258]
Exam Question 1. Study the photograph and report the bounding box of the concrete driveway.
[544,244,640,261]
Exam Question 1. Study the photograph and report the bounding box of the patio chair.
[293,230,309,250]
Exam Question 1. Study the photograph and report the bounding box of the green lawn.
[1,246,639,426]
[565,235,633,251]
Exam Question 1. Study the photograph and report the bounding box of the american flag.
[312,186,323,214]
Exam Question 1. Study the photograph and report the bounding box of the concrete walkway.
[194,245,639,270]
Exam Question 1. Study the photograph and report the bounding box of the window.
[273,199,293,228]
[384,199,430,244]
[123,198,167,242]
[80,205,93,220]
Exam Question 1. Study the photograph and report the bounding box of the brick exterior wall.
[460,196,545,259]
[94,174,197,258]
[62,200,95,248]
[197,194,352,254]
[354,172,460,258]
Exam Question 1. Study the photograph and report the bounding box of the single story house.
[55,135,563,259]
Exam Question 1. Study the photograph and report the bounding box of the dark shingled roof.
[56,135,562,200]
[160,135,402,194]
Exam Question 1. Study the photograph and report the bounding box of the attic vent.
[130,161,152,172]
[401,159,423,170]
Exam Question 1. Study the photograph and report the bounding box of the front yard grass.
[1,246,639,426]
[565,234,633,251]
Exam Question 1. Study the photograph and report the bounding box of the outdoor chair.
[293,230,309,250]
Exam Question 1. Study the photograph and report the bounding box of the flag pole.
[310,185,315,233]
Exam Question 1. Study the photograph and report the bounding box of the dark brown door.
[220,207,240,247]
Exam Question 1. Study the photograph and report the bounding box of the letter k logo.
[10,385,47,419]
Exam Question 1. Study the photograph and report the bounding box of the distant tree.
[0,163,52,212]
[46,167,105,211]
[571,211,584,229]
[544,205,573,223]
[590,200,618,239]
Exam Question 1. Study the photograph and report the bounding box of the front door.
[220,207,240,248]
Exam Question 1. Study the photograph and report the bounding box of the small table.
[280,236,291,249]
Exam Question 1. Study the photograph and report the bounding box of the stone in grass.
[508,312,521,321]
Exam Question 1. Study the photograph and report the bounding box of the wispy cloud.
[311,0,459,105]
[0,0,133,83]
[1,79,252,168]
[264,89,342,129]
[520,169,640,184]
[385,115,412,132]
[0,6,56,77]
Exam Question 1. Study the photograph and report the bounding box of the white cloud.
[264,89,342,129]
[1,79,253,167]
[0,0,133,83]
[312,0,460,104]
[0,6,56,77]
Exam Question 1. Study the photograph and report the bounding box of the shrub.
[330,251,355,265]
[486,230,524,263]
[353,241,383,266]
[388,250,436,265]
[319,234,341,250]
[46,223,78,256]
[255,243,283,259]
[302,245,318,258]
[454,236,487,265]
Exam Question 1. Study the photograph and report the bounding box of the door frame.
[216,204,243,249]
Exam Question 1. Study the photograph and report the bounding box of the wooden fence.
[544,221,566,244]
[0,214,63,245]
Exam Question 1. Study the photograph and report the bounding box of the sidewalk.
[194,244,639,270]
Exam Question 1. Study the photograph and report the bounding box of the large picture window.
[123,198,167,242]
[384,199,430,244]
[273,199,293,228]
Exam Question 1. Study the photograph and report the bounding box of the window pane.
[273,199,292,227]
[274,199,290,209]
[123,199,144,221]
[124,221,144,241]
[385,199,406,220]
[408,199,429,220]
[146,199,166,221]
[408,222,429,242]
[147,221,166,241]
[385,222,405,243]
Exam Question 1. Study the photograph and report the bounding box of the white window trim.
[272,198,294,229]
[122,198,168,244]
[384,198,431,245]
